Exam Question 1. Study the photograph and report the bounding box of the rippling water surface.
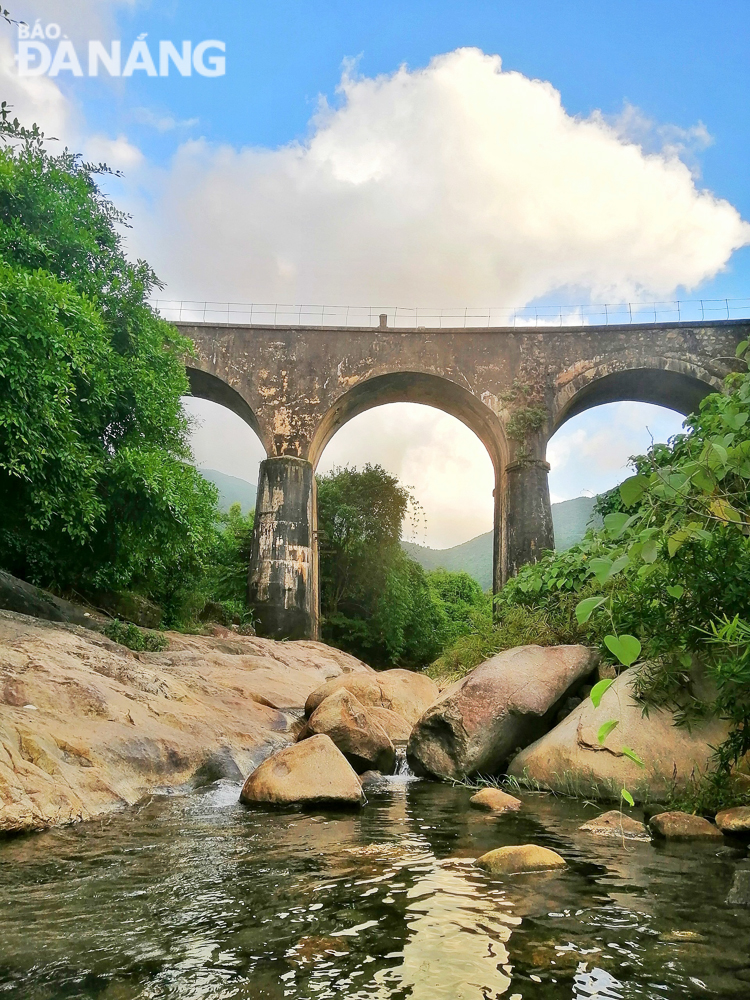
[1,776,749,999]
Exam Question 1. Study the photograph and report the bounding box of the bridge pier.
[502,457,555,582]
[247,456,318,640]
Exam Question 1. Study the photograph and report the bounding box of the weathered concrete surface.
[0,610,371,833]
[248,456,317,640]
[183,318,747,637]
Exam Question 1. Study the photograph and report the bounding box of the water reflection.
[0,778,748,998]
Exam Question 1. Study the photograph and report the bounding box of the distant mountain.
[403,495,601,590]
[200,468,257,513]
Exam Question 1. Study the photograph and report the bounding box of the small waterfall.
[392,742,414,777]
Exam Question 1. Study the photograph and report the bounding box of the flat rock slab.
[240,734,364,808]
[579,810,650,841]
[476,844,567,875]
[469,788,522,813]
[715,806,750,835]
[649,811,723,840]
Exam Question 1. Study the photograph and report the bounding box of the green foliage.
[0,113,219,612]
[317,466,488,668]
[104,619,168,652]
[317,465,449,667]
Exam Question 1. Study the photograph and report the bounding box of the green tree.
[317,464,447,667]
[0,109,218,614]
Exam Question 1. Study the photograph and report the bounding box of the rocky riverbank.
[0,610,371,832]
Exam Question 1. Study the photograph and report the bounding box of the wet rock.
[192,747,244,787]
[469,787,522,813]
[509,666,730,802]
[240,734,364,808]
[298,688,396,774]
[715,806,750,836]
[728,869,750,907]
[579,810,650,841]
[408,644,598,780]
[649,811,723,840]
[304,669,438,725]
[476,844,567,874]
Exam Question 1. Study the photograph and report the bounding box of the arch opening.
[181,394,266,510]
[546,401,687,541]
[317,401,496,555]
[186,367,263,441]
[553,362,719,433]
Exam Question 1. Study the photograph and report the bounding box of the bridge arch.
[551,356,723,433]
[308,371,509,473]
[185,366,263,440]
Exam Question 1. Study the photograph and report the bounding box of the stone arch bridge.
[180,316,748,640]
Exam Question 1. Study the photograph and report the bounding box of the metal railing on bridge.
[152,297,750,330]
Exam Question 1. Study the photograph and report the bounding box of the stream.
[1,775,749,999]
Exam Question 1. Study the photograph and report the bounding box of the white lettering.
[89,40,121,76]
[45,23,60,39]
[123,39,157,76]
[30,19,44,40]
[16,40,51,76]
[193,39,225,77]
[49,40,83,76]
[159,40,191,76]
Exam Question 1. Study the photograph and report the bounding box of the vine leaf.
[620,788,635,808]
[604,633,641,667]
[597,719,619,743]
[575,595,606,624]
[621,746,646,768]
[590,678,614,708]
[666,584,684,599]
[619,474,649,508]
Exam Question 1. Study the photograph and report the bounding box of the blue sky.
[3,1,749,545]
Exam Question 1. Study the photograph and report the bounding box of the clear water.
[0,779,749,999]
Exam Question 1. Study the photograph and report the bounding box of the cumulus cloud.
[0,34,73,139]
[136,48,749,307]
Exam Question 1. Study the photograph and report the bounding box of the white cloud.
[132,107,199,132]
[84,132,143,171]
[135,47,749,307]
[0,34,73,139]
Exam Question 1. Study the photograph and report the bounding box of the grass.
[427,602,587,685]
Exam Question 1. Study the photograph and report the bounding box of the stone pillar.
[248,456,318,640]
[502,457,555,582]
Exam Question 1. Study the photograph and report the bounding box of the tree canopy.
[0,110,218,611]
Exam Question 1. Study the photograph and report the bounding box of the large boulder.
[407,645,598,780]
[305,669,438,725]
[715,806,750,836]
[365,706,412,743]
[298,689,396,774]
[508,667,730,802]
[240,734,364,808]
